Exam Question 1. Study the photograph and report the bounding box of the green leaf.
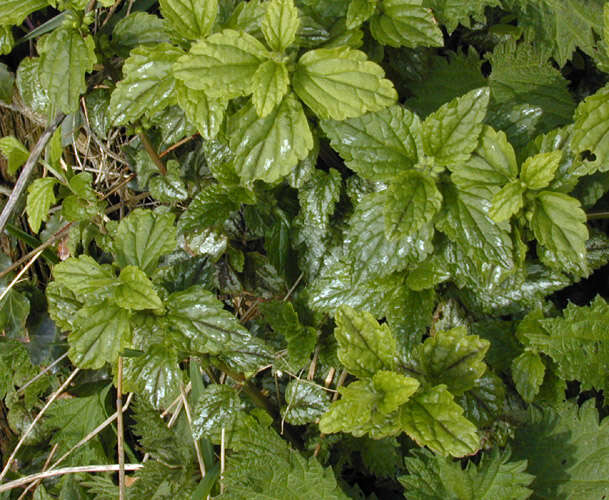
[373,370,420,413]
[52,255,115,298]
[422,0,500,32]
[281,379,329,425]
[109,44,182,126]
[384,170,442,239]
[176,81,227,140]
[115,266,163,311]
[346,0,377,28]
[369,0,443,48]
[292,46,397,120]
[112,12,171,57]
[406,326,490,395]
[422,87,490,167]
[511,351,545,403]
[520,150,562,190]
[512,399,609,499]
[0,136,28,175]
[148,160,188,203]
[251,60,289,117]
[530,191,588,273]
[159,0,217,40]
[489,180,524,223]
[401,447,534,500]
[114,209,177,275]
[321,104,422,182]
[0,283,29,339]
[46,281,80,331]
[572,84,609,173]
[399,385,480,457]
[16,57,49,117]
[68,302,131,369]
[174,29,269,99]
[26,177,57,233]
[0,0,48,27]
[334,305,396,378]
[261,0,300,51]
[0,62,14,102]
[228,93,313,183]
[38,27,96,116]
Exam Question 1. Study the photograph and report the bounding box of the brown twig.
[159,133,199,158]
[138,132,166,176]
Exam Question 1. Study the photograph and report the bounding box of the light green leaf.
[369,0,443,48]
[384,170,442,239]
[114,209,177,275]
[0,62,14,102]
[422,87,490,168]
[489,180,524,223]
[321,104,422,182]
[292,46,397,120]
[251,60,289,117]
[0,0,48,26]
[281,380,329,425]
[521,150,562,190]
[511,350,545,403]
[261,0,300,51]
[346,0,377,28]
[176,81,226,140]
[229,92,313,183]
[530,191,588,273]
[159,0,217,40]
[334,305,396,378]
[0,26,13,56]
[109,43,182,126]
[115,266,163,311]
[373,370,420,413]
[406,326,490,395]
[399,385,480,457]
[46,282,81,331]
[38,27,96,116]
[52,255,115,299]
[16,57,49,117]
[174,29,269,98]
[68,302,131,369]
[26,177,56,233]
[148,160,187,203]
[572,84,609,172]
[0,136,29,175]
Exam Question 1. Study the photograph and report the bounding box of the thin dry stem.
[17,353,68,394]
[220,428,226,495]
[0,248,44,302]
[180,384,206,478]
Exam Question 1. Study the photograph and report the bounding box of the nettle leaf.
[229,93,313,183]
[148,160,188,203]
[114,209,177,275]
[26,177,56,233]
[369,0,443,48]
[512,350,545,403]
[520,150,562,190]
[176,81,227,140]
[489,180,524,223]
[401,447,534,500]
[46,282,81,331]
[321,104,422,182]
[174,29,269,99]
[399,385,480,457]
[38,27,96,116]
[52,255,115,299]
[115,266,163,311]
[261,0,300,51]
[334,305,396,378]
[251,60,289,117]
[16,57,50,117]
[423,0,500,32]
[422,87,490,168]
[281,379,329,425]
[292,46,397,120]
[346,0,378,28]
[159,0,218,40]
[572,84,609,173]
[0,0,47,26]
[458,371,505,428]
[530,191,588,273]
[68,301,131,369]
[384,170,442,239]
[112,12,171,57]
[109,43,182,126]
[0,136,29,175]
[512,400,609,499]
[374,370,421,413]
[405,326,490,395]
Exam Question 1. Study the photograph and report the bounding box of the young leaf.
[321,104,422,182]
[0,0,47,27]
[114,209,177,275]
[159,0,218,40]
[281,379,329,425]
[530,191,588,273]
[109,44,183,125]
[334,305,396,378]
[422,87,490,167]
[176,81,227,140]
[384,170,442,239]
[115,266,164,311]
[68,301,131,369]
[520,150,562,190]
[292,46,397,120]
[373,370,420,413]
[251,60,289,117]
[26,177,57,233]
[0,136,29,175]
[399,384,480,457]
[489,180,524,223]
[511,350,545,403]
[174,29,270,99]
[572,84,609,172]
[261,0,300,51]
[229,93,313,183]
[369,0,443,48]
[52,255,115,299]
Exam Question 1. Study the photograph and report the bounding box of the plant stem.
[587,211,609,220]
[138,132,167,176]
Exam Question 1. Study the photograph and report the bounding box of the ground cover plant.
[3,0,609,497]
